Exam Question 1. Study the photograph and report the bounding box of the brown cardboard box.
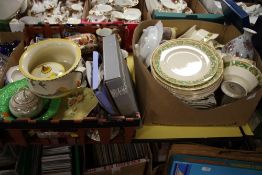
[133,20,262,126]
[144,0,208,19]
[0,32,24,87]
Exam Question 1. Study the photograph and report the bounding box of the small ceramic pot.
[9,88,44,118]
[19,39,85,98]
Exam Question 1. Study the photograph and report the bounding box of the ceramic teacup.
[221,60,262,98]
[67,33,98,53]
[6,65,24,84]
[19,39,85,98]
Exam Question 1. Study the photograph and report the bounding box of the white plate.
[159,45,212,82]
[123,8,141,21]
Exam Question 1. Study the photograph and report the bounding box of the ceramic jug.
[222,27,257,60]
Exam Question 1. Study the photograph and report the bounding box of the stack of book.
[84,144,152,175]
[0,145,17,175]
[41,146,72,175]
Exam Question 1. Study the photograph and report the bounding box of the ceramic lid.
[9,88,44,118]
[31,62,65,79]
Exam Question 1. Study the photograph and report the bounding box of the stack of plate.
[151,39,223,101]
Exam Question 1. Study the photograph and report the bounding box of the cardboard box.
[0,32,24,88]
[133,20,262,126]
[145,0,208,15]
[145,0,225,23]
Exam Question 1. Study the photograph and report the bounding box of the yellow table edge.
[135,125,245,139]
[241,124,254,136]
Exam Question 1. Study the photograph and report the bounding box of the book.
[103,34,138,117]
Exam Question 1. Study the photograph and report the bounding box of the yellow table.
[135,125,247,139]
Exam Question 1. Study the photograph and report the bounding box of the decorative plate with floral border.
[152,39,220,87]
[151,52,224,91]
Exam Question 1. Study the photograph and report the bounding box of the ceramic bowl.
[0,0,24,20]
[19,39,85,98]
[221,60,262,98]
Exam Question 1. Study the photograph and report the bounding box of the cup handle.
[73,66,86,87]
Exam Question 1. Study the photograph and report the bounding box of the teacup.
[221,60,262,98]
[19,39,85,98]
[67,33,98,53]
[6,65,24,84]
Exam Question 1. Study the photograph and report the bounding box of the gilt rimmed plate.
[152,39,220,87]
[151,50,223,91]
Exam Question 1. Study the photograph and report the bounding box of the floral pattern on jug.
[222,28,257,60]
